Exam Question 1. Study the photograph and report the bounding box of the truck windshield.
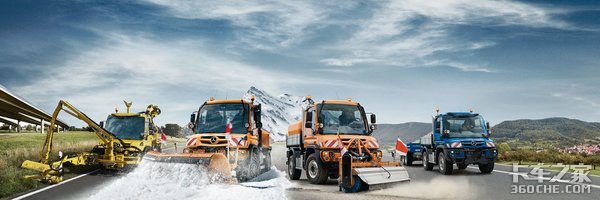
[444,116,486,138]
[105,116,145,140]
[318,104,367,135]
[196,103,248,134]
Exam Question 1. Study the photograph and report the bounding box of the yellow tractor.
[145,96,271,182]
[286,97,410,192]
[21,100,162,183]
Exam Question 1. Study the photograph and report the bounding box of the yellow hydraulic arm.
[40,100,125,163]
[21,100,138,183]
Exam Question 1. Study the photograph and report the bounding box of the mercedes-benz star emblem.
[211,136,218,144]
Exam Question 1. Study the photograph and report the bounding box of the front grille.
[461,141,485,147]
[341,138,368,148]
[200,135,227,145]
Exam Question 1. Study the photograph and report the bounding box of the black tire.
[438,152,453,175]
[263,150,271,172]
[423,151,433,171]
[238,148,260,182]
[479,162,494,174]
[457,163,468,170]
[287,154,301,180]
[305,154,328,184]
[141,147,151,157]
[406,152,413,166]
[153,144,162,152]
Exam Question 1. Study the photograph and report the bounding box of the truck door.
[303,108,315,137]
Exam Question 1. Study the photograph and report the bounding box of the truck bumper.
[446,148,497,165]
[411,151,422,160]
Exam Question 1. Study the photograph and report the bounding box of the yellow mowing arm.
[40,100,118,164]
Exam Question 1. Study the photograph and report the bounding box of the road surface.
[12,143,599,200]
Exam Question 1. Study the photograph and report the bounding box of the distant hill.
[491,117,600,146]
[372,122,431,146]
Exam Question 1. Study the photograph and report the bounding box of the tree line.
[497,142,600,170]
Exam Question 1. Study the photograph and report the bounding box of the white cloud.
[15,32,334,126]
[143,0,572,73]
[144,0,338,50]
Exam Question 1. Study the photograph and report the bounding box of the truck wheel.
[401,156,406,165]
[438,152,453,175]
[287,154,301,180]
[479,162,494,174]
[238,148,260,182]
[406,152,413,166]
[457,163,468,170]
[423,151,433,171]
[306,154,328,184]
[263,151,271,172]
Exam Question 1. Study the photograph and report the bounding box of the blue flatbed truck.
[401,140,422,166]
[421,111,497,175]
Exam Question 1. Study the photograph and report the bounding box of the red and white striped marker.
[368,140,379,148]
[337,133,348,155]
[186,137,197,147]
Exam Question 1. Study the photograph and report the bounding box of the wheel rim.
[439,154,445,171]
[423,153,427,167]
[308,160,319,178]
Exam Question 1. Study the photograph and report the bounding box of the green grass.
[0,132,188,199]
[0,131,98,199]
[498,161,600,176]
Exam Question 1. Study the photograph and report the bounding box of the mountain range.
[192,87,600,148]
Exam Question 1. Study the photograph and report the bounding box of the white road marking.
[466,166,600,189]
[13,169,100,200]
[12,146,179,199]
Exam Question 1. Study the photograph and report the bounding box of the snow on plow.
[144,151,234,180]
[143,97,272,183]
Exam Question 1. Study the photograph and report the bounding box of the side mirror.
[305,112,313,128]
[486,122,492,135]
[190,113,196,123]
[370,114,376,124]
[254,104,263,129]
[99,121,104,128]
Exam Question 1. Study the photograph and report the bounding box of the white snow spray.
[90,160,291,200]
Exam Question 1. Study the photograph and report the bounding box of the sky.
[1,0,600,127]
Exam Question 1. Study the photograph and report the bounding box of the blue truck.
[421,111,497,175]
[400,140,422,166]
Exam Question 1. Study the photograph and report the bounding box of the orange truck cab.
[286,97,409,193]
[156,97,271,182]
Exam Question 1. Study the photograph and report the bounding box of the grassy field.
[498,161,600,177]
[0,131,99,198]
[0,131,186,199]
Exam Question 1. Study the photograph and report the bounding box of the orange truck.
[286,97,409,192]
[146,97,270,182]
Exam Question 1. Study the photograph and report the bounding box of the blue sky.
[1,0,599,127]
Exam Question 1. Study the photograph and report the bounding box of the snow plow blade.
[144,151,233,178]
[356,166,410,186]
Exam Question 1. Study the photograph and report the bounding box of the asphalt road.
[13,143,600,200]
